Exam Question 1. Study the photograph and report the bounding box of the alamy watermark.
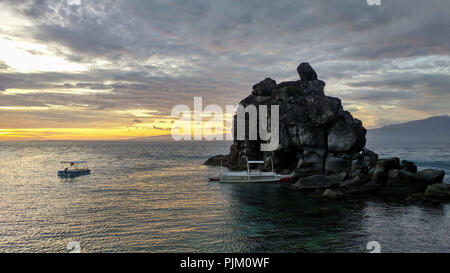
[367,0,381,5]
[367,241,381,253]
[66,241,81,253]
[170,97,279,151]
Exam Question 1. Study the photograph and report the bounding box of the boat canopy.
[247,160,264,164]
[61,161,88,164]
[60,161,89,171]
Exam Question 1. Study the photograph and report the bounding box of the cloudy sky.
[0,0,449,140]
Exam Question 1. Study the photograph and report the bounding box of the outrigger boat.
[58,161,91,178]
[217,157,293,183]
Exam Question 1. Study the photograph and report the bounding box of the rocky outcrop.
[204,154,230,166]
[425,183,450,201]
[205,62,447,204]
[206,62,366,173]
[292,175,331,191]
[380,169,446,196]
[416,169,445,185]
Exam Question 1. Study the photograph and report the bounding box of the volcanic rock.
[297,62,317,81]
[425,183,450,201]
[415,169,445,185]
[292,174,332,191]
[401,160,417,173]
[252,78,276,96]
[205,61,447,204]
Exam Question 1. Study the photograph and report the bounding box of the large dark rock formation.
[205,62,448,203]
[206,62,366,173]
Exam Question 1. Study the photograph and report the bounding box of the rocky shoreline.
[205,62,449,204]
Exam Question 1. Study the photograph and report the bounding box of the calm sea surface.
[0,141,449,253]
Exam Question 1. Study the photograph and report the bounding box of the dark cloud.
[12,0,449,64]
[340,89,413,102]
[0,0,449,129]
[0,68,243,116]
[348,73,450,97]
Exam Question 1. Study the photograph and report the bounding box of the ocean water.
[0,141,448,253]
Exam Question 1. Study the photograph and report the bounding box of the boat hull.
[219,178,283,183]
[58,170,91,178]
[218,171,292,183]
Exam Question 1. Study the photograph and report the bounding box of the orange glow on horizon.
[0,110,385,141]
[0,127,169,141]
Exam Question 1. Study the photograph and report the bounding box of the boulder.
[339,176,363,194]
[322,189,345,200]
[296,125,326,147]
[351,158,363,173]
[362,148,378,160]
[297,62,317,81]
[360,182,382,194]
[369,159,400,189]
[339,176,362,188]
[415,169,445,185]
[386,169,414,186]
[205,154,230,166]
[383,169,443,195]
[239,94,272,106]
[377,157,400,171]
[293,168,321,180]
[300,80,326,96]
[401,160,417,173]
[252,78,276,96]
[362,148,378,168]
[325,153,351,174]
[297,148,325,173]
[425,183,450,201]
[371,164,388,185]
[292,174,331,191]
[304,96,342,125]
[326,172,347,186]
[348,168,363,180]
[327,115,366,153]
[273,80,326,98]
[271,81,305,101]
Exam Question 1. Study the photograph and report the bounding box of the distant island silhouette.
[368,115,450,143]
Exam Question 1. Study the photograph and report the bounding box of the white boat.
[58,161,91,178]
[218,157,293,183]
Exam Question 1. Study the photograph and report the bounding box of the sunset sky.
[0,0,449,140]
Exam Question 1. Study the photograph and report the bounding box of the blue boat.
[58,161,91,178]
